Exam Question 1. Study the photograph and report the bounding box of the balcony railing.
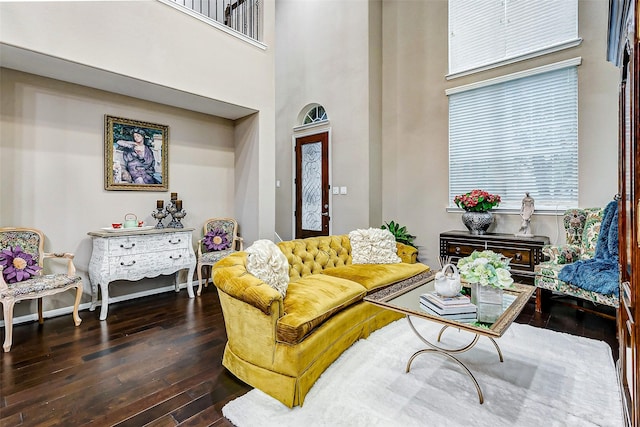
[169,0,260,41]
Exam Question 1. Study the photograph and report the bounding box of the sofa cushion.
[246,239,290,298]
[348,228,401,264]
[277,275,366,344]
[581,209,603,259]
[321,262,429,292]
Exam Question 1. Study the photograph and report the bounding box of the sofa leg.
[535,288,543,314]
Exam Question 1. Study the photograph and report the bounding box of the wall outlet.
[340,186,347,195]
[332,186,340,195]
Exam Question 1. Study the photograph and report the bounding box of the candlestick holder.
[151,207,168,229]
[166,202,186,229]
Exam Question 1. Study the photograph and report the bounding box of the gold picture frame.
[104,115,169,191]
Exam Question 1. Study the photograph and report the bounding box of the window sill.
[446,38,582,80]
[446,208,566,216]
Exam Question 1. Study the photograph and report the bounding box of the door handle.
[321,212,329,216]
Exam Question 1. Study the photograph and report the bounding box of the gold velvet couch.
[212,234,430,408]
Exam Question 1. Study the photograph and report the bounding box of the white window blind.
[448,64,578,211]
[449,0,579,76]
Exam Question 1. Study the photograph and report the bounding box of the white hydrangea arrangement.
[457,250,514,289]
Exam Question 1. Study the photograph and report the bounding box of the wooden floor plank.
[0,284,616,427]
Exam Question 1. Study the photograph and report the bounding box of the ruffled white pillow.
[245,239,290,297]
[349,228,401,265]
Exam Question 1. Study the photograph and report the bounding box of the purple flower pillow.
[0,246,42,284]
[203,228,232,252]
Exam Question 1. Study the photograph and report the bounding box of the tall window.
[448,61,579,210]
[449,0,580,77]
[448,0,580,211]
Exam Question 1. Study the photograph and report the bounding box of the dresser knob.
[514,252,522,261]
[120,243,135,249]
[454,246,461,255]
[120,260,136,266]
[169,239,182,244]
[170,254,182,259]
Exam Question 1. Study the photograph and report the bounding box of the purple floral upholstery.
[196,218,243,296]
[0,245,42,283]
[203,227,232,252]
[0,227,83,352]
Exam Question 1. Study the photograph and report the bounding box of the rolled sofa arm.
[541,244,581,265]
[396,242,418,264]
[212,252,284,316]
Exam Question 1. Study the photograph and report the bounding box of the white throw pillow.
[348,228,402,265]
[245,239,290,297]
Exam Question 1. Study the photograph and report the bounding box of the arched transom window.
[303,105,328,125]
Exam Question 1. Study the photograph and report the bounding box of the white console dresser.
[87,227,196,320]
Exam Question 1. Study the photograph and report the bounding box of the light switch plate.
[332,187,340,195]
[340,186,347,195]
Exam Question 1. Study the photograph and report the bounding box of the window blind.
[448,66,578,210]
[449,0,579,75]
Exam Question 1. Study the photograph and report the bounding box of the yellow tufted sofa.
[212,234,430,408]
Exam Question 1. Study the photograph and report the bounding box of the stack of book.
[419,291,477,322]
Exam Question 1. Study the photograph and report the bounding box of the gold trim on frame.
[104,115,169,191]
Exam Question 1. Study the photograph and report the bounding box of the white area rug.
[223,319,623,427]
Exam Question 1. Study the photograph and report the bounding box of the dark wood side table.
[439,230,550,285]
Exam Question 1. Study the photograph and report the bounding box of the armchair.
[0,227,83,352]
[534,207,619,318]
[196,218,243,296]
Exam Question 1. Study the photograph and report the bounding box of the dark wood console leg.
[535,287,543,313]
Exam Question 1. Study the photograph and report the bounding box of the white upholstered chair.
[196,218,243,296]
[0,227,83,351]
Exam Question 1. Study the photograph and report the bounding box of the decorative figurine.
[166,199,186,229]
[152,199,168,229]
[515,192,535,237]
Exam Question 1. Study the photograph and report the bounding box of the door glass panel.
[301,142,322,231]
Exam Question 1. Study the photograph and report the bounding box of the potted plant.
[453,189,501,235]
[457,250,514,323]
[381,220,416,248]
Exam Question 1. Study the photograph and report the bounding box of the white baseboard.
[0,281,193,327]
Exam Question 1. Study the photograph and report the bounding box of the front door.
[295,132,330,238]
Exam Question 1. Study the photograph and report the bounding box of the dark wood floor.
[0,286,617,427]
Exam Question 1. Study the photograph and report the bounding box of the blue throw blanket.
[558,201,619,296]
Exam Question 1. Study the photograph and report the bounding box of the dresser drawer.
[109,248,192,276]
[443,240,534,270]
[107,233,189,256]
[484,244,533,270]
[440,231,549,276]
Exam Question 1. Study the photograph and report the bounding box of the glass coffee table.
[364,270,535,404]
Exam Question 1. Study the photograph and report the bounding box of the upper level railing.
[168,0,260,42]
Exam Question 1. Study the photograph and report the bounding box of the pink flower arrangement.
[454,189,501,212]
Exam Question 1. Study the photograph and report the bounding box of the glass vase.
[470,282,503,323]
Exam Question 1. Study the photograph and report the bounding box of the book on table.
[423,291,472,306]
[419,302,477,322]
[420,292,477,315]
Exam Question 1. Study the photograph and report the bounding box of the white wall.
[275,0,620,269]
[380,0,619,268]
[275,0,375,239]
[0,0,276,319]
[0,69,237,314]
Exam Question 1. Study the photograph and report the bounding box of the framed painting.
[104,115,169,191]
